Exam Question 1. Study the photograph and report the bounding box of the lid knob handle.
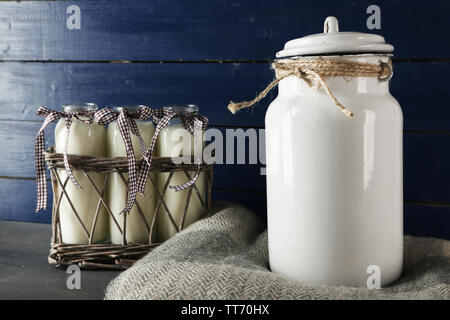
[324,16,339,33]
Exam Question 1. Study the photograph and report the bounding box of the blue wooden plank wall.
[0,0,449,239]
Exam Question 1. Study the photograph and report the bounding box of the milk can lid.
[276,16,394,58]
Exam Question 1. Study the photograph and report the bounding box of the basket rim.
[44,147,215,172]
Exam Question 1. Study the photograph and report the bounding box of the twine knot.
[227,57,393,118]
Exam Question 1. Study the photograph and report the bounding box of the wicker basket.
[44,147,214,270]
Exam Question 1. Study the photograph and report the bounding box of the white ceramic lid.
[276,16,394,58]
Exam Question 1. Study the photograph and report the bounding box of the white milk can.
[55,103,108,244]
[264,17,403,286]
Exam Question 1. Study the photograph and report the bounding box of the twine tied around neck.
[227,57,393,118]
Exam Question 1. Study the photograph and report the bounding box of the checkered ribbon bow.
[137,108,209,195]
[95,106,208,215]
[94,106,154,215]
[35,106,95,213]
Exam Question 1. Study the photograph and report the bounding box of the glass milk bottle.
[55,103,108,244]
[107,106,157,244]
[266,17,403,286]
[156,105,207,242]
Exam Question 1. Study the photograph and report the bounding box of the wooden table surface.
[0,220,120,300]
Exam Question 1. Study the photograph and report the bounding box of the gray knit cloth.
[105,202,450,300]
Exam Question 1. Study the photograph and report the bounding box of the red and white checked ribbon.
[35,106,95,213]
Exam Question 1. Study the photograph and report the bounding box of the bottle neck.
[63,103,98,113]
[113,105,144,114]
[278,54,392,96]
[163,104,199,125]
